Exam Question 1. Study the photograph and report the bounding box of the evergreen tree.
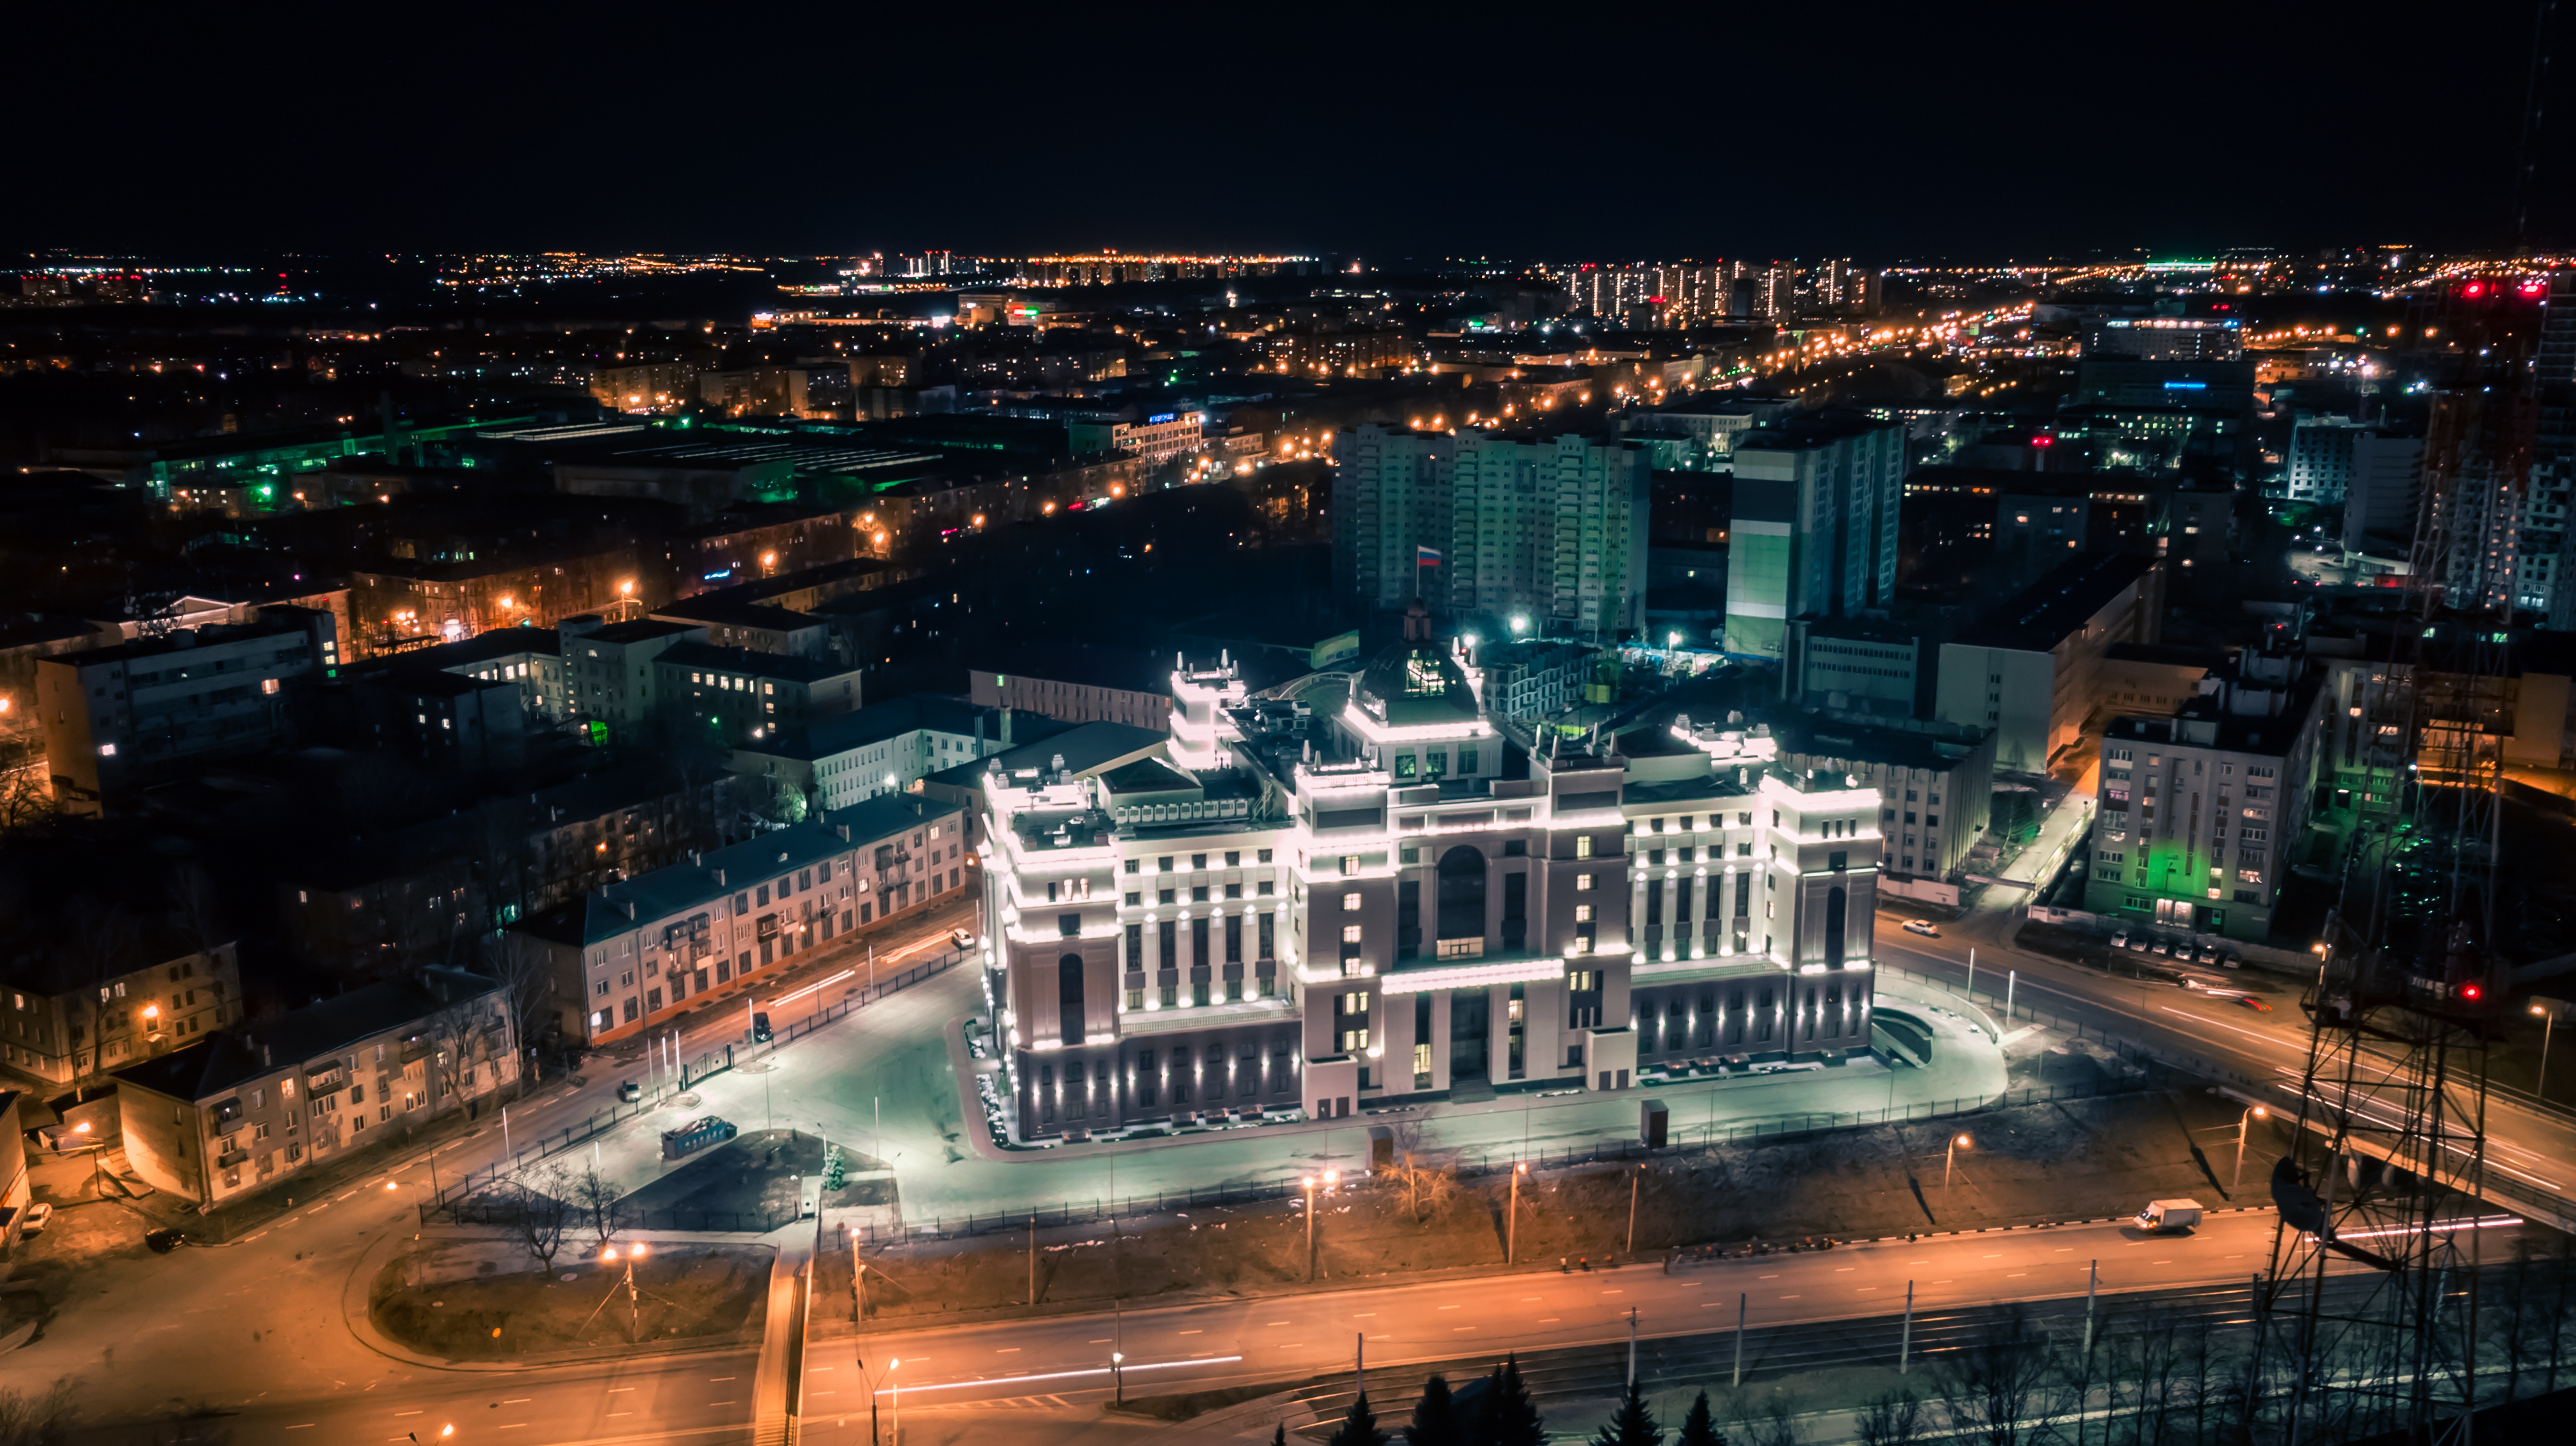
[1481,1355,1546,1446]
[1407,1373,1466,1446]
[1589,1381,1662,1446]
[1272,1428,1288,1446]
[1329,1390,1391,1446]
[1676,1389,1726,1446]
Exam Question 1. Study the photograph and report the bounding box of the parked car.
[2110,929,2130,950]
[2152,938,2171,955]
[951,927,976,950]
[20,1202,52,1237]
[618,1080,644,1103]
[2236,995,2274,1013]
[1901,919,1940,937]
[753,1011,774,1043]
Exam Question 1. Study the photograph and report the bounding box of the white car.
[1901,919,1940,937]
[2152,939,2171,955]
[951,927,976,949]
[2110,929,2130,950]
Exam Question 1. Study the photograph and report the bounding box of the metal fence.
[420,945,970,1221]
[850,1074,2167,1247]
[444,1197,799,1235]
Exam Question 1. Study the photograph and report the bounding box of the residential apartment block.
[1,940,241,1087]
[36,607,341,815]
[1721,416,1905,660]
[728,694,1033,813]
[529,794,968,1046]
[110,968,516,1204]
[2084,645,2326,941]
[1334,424,1652,636]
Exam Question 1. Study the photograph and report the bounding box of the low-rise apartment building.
[1,939,241,1088]
[36,607,341,815]
[969,646,1175,731]
[109,967,516,1204]
[526,794,969,1046]
[726,694,1026,813]
[657,642,864,747]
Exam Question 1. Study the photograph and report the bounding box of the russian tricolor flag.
[1417,545,1442,566]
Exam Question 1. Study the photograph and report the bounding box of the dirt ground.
[370,1237,771,1359]
[815,1088,2266,1333]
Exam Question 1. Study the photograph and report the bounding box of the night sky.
[16,1,2572,261]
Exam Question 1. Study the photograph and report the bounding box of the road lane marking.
[1178,1330,1201,1335]
[709,1401,736,1407]
[997,1349,1019,1354]
[1091,1338,1114,1343]
[1600,1289,1623,1295]
[1779,1295,1800,1300]
[1438,1305,1462,1310]
[396,1412,423,1417]
[499,1426,525,1431]
[1266,1321,1292,1326]
[1835,1267,1854,1272]
[1453,1326,1476,1331]
[607,1388,634,1393]
[708,1377,736,1382]
[501,1400,531,1405]
[2008,1274,2028,1278]
[286,1427,314,1431]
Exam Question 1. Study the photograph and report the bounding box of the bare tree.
[1936,1305,2060,1446]
[1383,1118,1458,1224]
[480,931,555,1067]
[0,1377,78,1446]
[476,796,538,929]
[573,1162,620,1251]
[512,1163,575,1274]
[0,769,60,838]
[419,990,505,1120]
[167,861,228,957]
[72,902,139,1074]
[1853,1391,1924,1446]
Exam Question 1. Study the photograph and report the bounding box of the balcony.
[1434,937,1484,960]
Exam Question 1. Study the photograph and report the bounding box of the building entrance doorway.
[1450,990,1490,1083]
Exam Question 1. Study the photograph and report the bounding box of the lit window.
[1342,892,1362,911]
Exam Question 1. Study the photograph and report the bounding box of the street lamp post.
[2537,1004,2560,1101]
[1945,1134,1970,1204]
[1508,1161,1529,1263]
[1627,1163,1643,1254]
[1301,1170,1339,1281]
[2232,1106,2269,1195]
[601,1242,650,1342]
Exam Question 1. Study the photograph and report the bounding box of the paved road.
[20,898,977,1429]
[1868,912,2576,1216]
[67,1347,766,1446]
[818,1210,2415,1414]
